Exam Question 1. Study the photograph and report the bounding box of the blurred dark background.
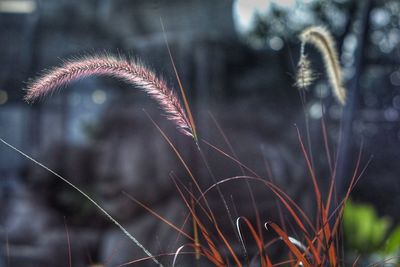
[0,0,400,266]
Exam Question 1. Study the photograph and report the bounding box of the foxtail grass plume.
[25,55,195,138]
[298,26,346,105]
[295,54,316,90]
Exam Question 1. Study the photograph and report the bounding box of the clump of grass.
[296,26,346,105]
[1,25,376,266]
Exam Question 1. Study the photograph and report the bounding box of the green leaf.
[343,199,391,254]
[383,226,400,255]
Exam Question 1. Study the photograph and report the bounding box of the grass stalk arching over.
[25,55,195,138]
[297,26,347,105]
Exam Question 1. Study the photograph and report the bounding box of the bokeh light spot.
[0,90,8,105]
[92,90,107,105]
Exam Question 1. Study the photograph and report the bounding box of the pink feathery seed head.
[25,55,194,137]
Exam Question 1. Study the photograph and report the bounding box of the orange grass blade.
[160,18,198,143]
[202,139,261,178]
[197,176,316,239]
[173,174,213,222]
[237,217,273,267]
[268,186,311,236]
[272,259,298,266]
[171,171,241,266]
[191,191,201,260]
[170,175,225,265]
[325,167,337,218]
[295,125,328,254]
[320,205,337,266]
[200,141,319,245]
[303,236,322,266]
[196,143,244,258]
[330,145,366,243]
[144,111,214,217]
[170,177,213,256]
[145,112,229,265]
[209,112,264,232]
[320,109,339,265]
[295,125,322,216]
[122,191,193,241]
[173,175,242,267]
[117,251,204,267]
[330,144,363,236]
[266,222,312,267]
[213,223,243,267]
[209,112,261,262]
[203,137,317,236]
[170,172,240,266]
[170,175,215,250]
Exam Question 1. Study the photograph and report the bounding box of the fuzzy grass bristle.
[25,55,195,138]
[299,26,346,105]
[295,54,316,90]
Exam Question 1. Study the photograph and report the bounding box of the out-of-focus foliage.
[244,0,400,57]
[245,0,353,49]
[384,226,400,255]
[343,199,390,254]
[369,0,400,55]
[343,199,400,258]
